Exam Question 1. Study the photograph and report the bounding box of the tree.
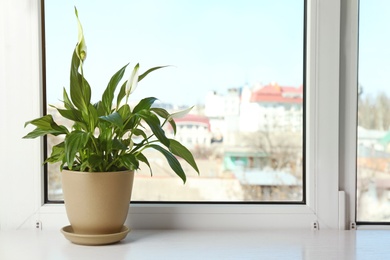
[358,91,390,130]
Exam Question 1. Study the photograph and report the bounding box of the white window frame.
[339,0,359,229]
[340,0,390,230]
[1,0,356,230]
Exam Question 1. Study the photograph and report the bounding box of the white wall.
[0,0,43,230]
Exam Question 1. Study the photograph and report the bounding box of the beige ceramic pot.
[61,169,134,235]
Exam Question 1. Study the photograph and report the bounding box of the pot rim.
[61,169,134,175]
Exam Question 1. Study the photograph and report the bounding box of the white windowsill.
[1,229,389,259]
[33,203,317,231]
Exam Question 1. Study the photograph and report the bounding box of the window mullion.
[339,0,359,228]
[306,0,341,228]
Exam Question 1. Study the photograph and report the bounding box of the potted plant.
[23,7,199,245]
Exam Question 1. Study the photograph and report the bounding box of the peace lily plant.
[24,7,199,183]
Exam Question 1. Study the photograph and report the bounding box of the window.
[356,0,390,223]
[1,0,343,230]
[44,0,305,203]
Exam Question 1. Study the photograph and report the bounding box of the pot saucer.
[61,225,130,245]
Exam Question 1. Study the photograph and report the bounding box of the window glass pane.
[357,0,390,221]
[45,0,305,202]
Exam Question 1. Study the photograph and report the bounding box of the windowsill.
[1,229,389,258]
[33,203,318,230]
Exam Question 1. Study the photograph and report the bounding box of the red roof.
[282,85,303,94]
[250,84,303,104]
[173,114,211,130]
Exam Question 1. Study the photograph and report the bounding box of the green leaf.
[131,129,147,139]
[23,114,69,138]
[116,81,127,108]
[117,104,131,121]
[98,124,113,152]
[151,107,170,118]
[149,144,186,183]
[138,66,168,82]
[133,97,158,114]
[45,142,65,164]
[54,107,79,122]
[87,103,98,132]
[94,101,107,117]
[69,49,91,113]
[122,138,132,147]
[169,139,199,174]
[80,160,89,172]
[120,153,139,170]
[24,114,59,130]
[112,138,127,151]
[136,152,152,176]
[102,64,128,115]
[23,129,51,139]
[123,116,137,132]
[168,119,177,135]
[62,87,76,110]
[151,107,177,134]
[64,131,89,170]
[52,105,83,124]
[69,50,83,109]
[137,111,170,147]
[99,112,123,129]
[88,154,103,171]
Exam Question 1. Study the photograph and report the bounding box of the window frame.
[339,0,359,228]
[1,0,348,230]
[342,0,390,227]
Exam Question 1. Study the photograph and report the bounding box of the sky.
[44,0,304,106]
[358,0,390,98]
[44,0,390,106]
